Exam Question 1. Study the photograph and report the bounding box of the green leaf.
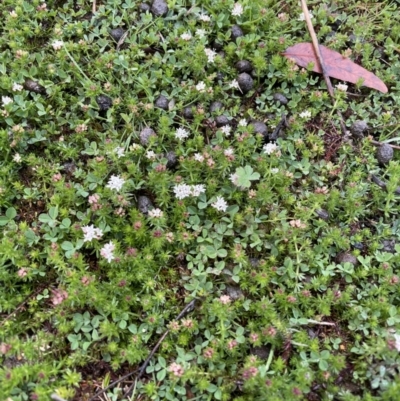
[61,241,75,251]
[319,359,329,371]
[156,369,166,381]
[49,206,58,220]
[6,207,17,220]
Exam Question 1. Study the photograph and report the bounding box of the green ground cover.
[1,0,400,400]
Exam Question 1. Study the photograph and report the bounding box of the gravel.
[139,127,157,145]
[155,95,169,110]
[237,72,253,94]
[376,144,393,165]
[151,0,168,17]
[96,95,112,111]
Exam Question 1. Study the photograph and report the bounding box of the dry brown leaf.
[283,43,388,93]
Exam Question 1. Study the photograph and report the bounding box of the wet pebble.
[237,72,253,94]
[235,60,253,73]
[273,93,288,105]
[138,195,154,214]
[376,144,393,165]
[110,27,125,42]
[151,0,168,17]
[155,95,169,110]
[139,127,157,145]
[96,95,112,111]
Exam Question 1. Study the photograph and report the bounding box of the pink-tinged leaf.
[283,43,388,93]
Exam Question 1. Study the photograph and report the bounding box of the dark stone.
[231,25,244,41]
[226,285,244,300]
[250,121,267,137]
[381,239,396,253]
[151,0,168,17]
[110,27,125,42]
[63,162,76,175]
[336,252,358,266]
[139,3,151,12]
[273,93,288,105]
[249,258,260,268]
[216,72,224,81]
[165,151,177,169]
[315,209,329,220]
[138,196,153,215]
[352,242,364,251]
[350,120,369,138]
[24,79,45,94]
[96,95,112,111]
[237,72,253,94]
[155,95,169,110]
[139,127,156,146]
[209,101,223,114]
[376,144,393,165]
[212,41,223,51]
[371,174,386,189]
[182,106,194,119]
[235,60,252,73]
[215,115,230,127]
[250,346,270,360]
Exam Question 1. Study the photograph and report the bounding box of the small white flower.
[129,143,141,151]
[231,3,244,17]
[2,96,13,106]
[220,125,232,136]
[199,14,211,22]
[195,29,207,39]
[224,148,234,157]
[271,168,279,174]
[394,334,400,352]
[149,208,164,218]
[173,183,192,200]
[263,143,278,155]
[212,196,228,212]
[298,12,313,21]
[238,118,247,127]
[180,32,192,41]
[191,184,206,196]
[194,153,204,162]
[205,48,217,63]
[299,110,312,119]
[114,146,125,158]
[10,10,18,18]
[335,83,348,92]
[196,81,206,92]
[13,153,22,163]
[229,79,240,89]
[175,127,190,140]
[106,175,125,191]
[146,150,157,160]
[82,225,104,242]
[12,83,23,92]
[100,241,115,263]
[52,40,64,50]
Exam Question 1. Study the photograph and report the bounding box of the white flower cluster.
[180,32,192,41]
[220,125,231,136]
[2,96,13,106]
[100,241,115,263]
[229,79,239,89]
[298,12,313,21]
[263,143,279,155]
[196,29,207,39]
[173,183,206,200]
[231,3,244,17]
[12,83,23,92]
[175,127,190,140]
[299,110,312,119]
[199,14,211,22]
[106,175,125,191]
[149,208,164,218]
[82,225,103,242]
[204,48,217,63]
[194,153,204,162]
[52,40,64,50]
[196,81,207,92]
[211,196,228,212]
[238,119,247,127]
[335,83,348,92]
[114,146,125,158]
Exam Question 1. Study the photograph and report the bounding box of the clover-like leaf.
[235,165,260,188]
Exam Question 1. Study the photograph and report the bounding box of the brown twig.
[370,139,400,150]
[92,0,96,14]
[300,0,347,135]
[88,299,198,401]
[0,285,47,327]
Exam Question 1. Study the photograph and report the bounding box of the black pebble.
[350,120,369,138]
[110,27,125,42]
[165,151,177,169]
[273,93,288,105]
[24,79,45,94]
[235,60,252,73]
[182,106,194,119]
[216,72,224,81]
[212,41,223,51]
[138,196,153,215]
[209,101,223,114]
[151,0,168,17]
[215,115,230,127]
[316,209,329,220]
[96,95,112,111]
[376,144,393,165]
[155,95,169,110]
[250,121,267,137]
[237,72,253,94]
[139,127,156,146]
[139,3,151,12]
[231,25,244,41]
